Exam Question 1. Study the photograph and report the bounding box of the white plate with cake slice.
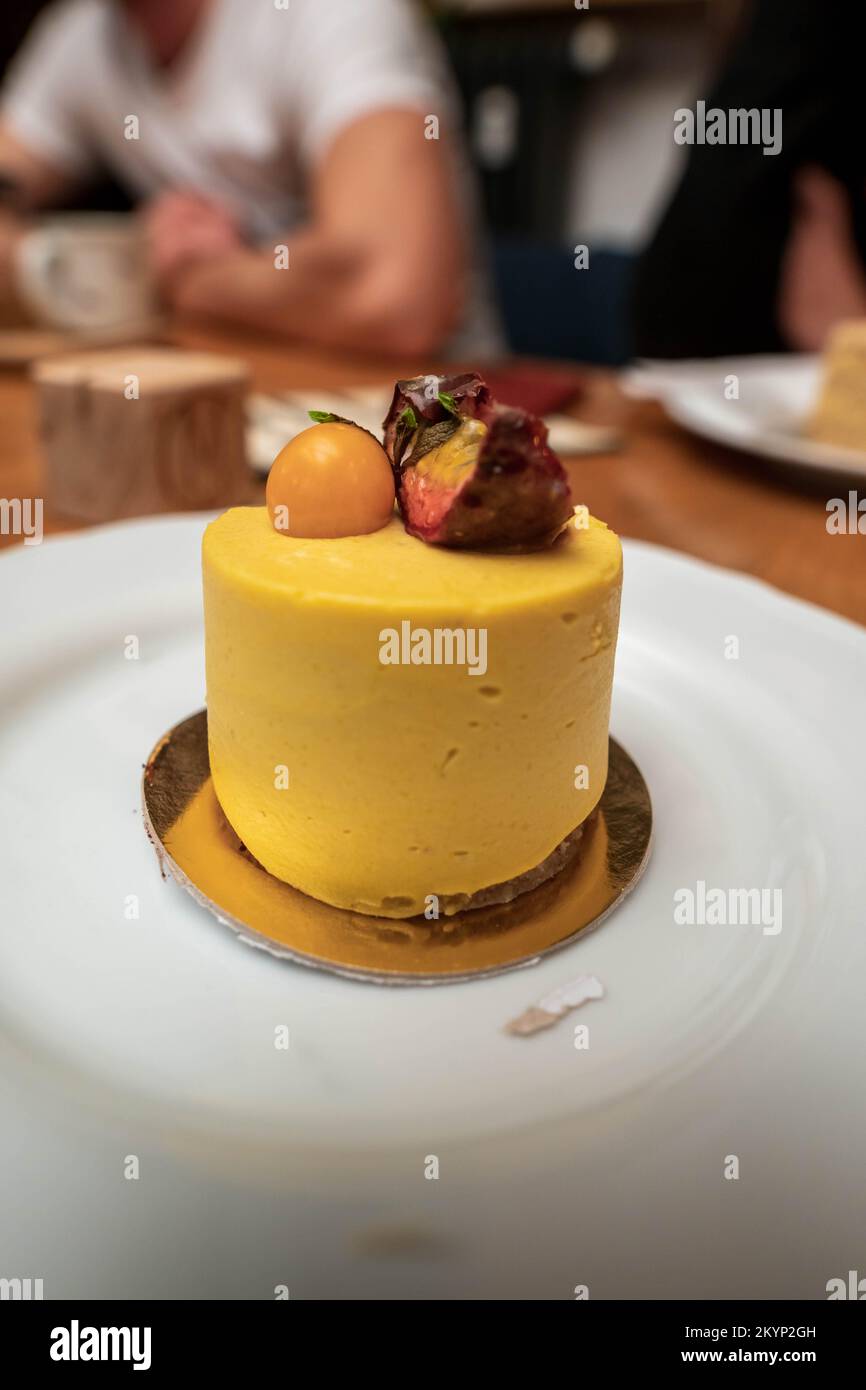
[625,353,866,478]
[1,516,865,1298]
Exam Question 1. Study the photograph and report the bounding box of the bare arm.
[0,123,80,299]
[0,122,77,209]
[154,109,468,357]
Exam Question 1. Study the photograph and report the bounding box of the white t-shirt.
[1,0,503,356]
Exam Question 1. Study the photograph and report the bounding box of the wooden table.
[2,322,864,628]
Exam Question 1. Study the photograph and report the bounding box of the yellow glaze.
[202,508,622,917]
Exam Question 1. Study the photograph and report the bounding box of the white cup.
[15,213,155,334]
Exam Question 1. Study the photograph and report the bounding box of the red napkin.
[482,362,585,416]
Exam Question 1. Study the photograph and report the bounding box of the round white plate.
[2,515,865,1298]
[626,354,866,478]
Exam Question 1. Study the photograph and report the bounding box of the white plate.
[246,387,619,473]
[1,516,865,1298]
[626,354,866,478]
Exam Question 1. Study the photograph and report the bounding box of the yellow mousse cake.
[203,507,622,918]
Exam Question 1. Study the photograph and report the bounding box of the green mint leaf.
[408,417,460,463]
[307,409,383,447]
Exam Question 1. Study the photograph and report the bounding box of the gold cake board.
[142,711,652,985]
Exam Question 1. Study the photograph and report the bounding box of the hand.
[778,166,866,350]
[143,190,243,297]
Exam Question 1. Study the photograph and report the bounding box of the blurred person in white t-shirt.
[0,0,502,357]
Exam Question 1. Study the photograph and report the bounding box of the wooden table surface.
[2,322,864,628]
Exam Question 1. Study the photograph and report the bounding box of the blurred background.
[4,0,866,365]
[432,0,728,364]
[0,0,738,365]
[0,0,863,618]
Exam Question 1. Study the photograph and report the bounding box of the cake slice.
[202,373,622,919]
[808,320,866,451]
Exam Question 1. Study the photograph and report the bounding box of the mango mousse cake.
[202,373,622,919]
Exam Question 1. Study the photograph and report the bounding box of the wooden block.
[32,348,252,521]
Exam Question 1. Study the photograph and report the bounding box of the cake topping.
[266,421,395,538]
[382,372,574,549]
[383,372,494,472]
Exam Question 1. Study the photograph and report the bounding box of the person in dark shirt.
[633,0,866,358]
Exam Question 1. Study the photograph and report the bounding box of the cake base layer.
[436,820,589,915]
[240,817,591,916]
